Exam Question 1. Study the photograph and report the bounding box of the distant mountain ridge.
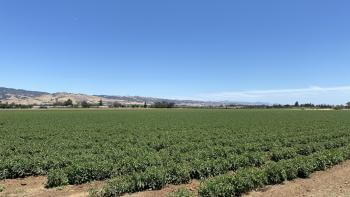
[0,87,268,106]
[0,87,48,99]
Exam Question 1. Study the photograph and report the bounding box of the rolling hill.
[0,87,267,106]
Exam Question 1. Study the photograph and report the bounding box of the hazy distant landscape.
[0,87,267,107]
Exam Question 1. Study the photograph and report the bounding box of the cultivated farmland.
[1,109,350,196]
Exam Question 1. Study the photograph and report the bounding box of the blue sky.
[1,0,350,104]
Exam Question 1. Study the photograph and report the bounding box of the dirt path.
[2,160,350,197]
[0,176,199,197]
[122,180,200,197]
[0,176,103,197]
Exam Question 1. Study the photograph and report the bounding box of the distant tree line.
[0,101,33,109]
[53,99,74,107]
[52,99,103,108]
[39,99,149,109]
[152,101,175,108]
[107,101,176,108]
[109,101,149,108]
[1,99,350,110]
[225,101,350,110]
[79,99,104,108]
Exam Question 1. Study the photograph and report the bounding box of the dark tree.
[294,101,299,107]
[64,99,73,106]
[153,101,175,108]
[144,102,147,108]
[99,99,103,106]
[81,101,90,108]
[300,103,315,108]
[112,101,123,108]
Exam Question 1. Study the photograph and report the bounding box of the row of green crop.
[90,144,350,197]
[47,136,344,188]
[1,134,349,189]
[0,132,349,180]
[2,130,347,159]
[199,145,350,197]
[270,136,350,161]
[40,136,350,187]
[44,152,267,188]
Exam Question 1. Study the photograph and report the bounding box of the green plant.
[280,160,298,180]
[265,163,287,184]
[294,158,313,178]
[138,166,168,190]
[46,169,68,188]
[102,176,134,196]
[166,163,191,184]
[271,148,297,161]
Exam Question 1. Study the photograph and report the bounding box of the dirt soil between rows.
[2,160,350,197]
[0,177,103,197]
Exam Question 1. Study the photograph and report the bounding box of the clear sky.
[1,0,350,104]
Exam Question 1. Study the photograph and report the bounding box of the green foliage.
[98,167,168,196]
[135,166,168,190]
[271,147,297,161]
[100,176,135,196]
[199,146,350,197]
[265,162,287,184]
[166,163,191,184]
[1,109,350,196]
[199,168,267,197]
[66,162,112,184]
[190,158,232,179]
[293,158,314,178]
[198,175,235,197]
[46,169,68,188]
[0,185,4,192]
[279,160,298,180]
[245,152,266,167]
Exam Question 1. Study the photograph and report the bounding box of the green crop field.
[1,109,350,196]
